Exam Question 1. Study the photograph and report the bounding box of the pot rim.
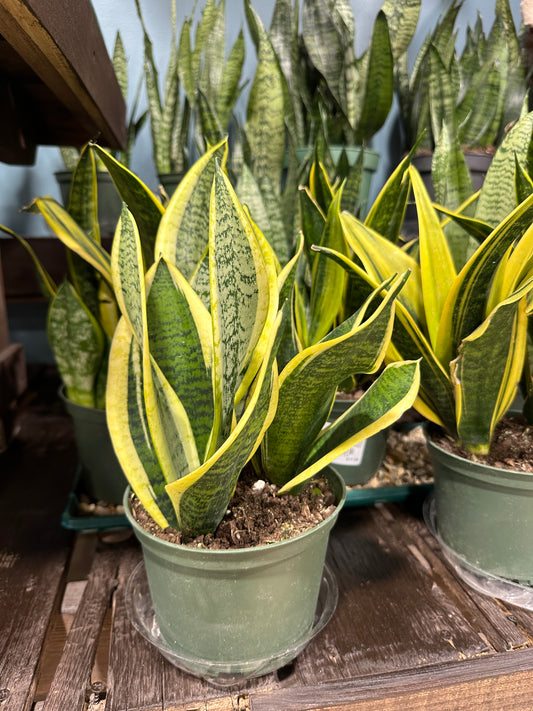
[426,435,533,486]
[124,466,346,559]
[58,385,105,414]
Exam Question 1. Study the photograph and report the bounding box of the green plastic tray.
[345,482,433,507]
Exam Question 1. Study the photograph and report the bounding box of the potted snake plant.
[49,138,420,681]
[3,146,126,505]
[398,0,527,239]
[316,111,533,591]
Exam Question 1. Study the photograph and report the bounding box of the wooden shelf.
[0,0,126,164]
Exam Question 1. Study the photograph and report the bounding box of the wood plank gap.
[41,545,120,711]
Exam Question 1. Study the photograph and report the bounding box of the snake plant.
[135,0,245,177]
[317,135,533,456]
[109,140,420,536]
[2,147,120,408]
[36,138,417,537]
[397,0,526,154]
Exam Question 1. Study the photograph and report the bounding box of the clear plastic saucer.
[125,560,338,687]
[423,495,533,611]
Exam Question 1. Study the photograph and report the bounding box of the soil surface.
[430,415,533,472]
[131,469,337,550]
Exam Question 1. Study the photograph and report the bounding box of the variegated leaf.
[91,144,164,269]
[47,281,105,408]
[453,283,533,453]
[262,274,406,486]
[281,360,420,492]
[155,139,227,279]
[165,311,283,536]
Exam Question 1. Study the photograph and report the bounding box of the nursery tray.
[61,491,129,531]
[61,467,129,532]
[345,482,433,507]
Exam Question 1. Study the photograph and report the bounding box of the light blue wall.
[0,0,523,238]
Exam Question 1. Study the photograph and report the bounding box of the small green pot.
[427,437,533,585]
[124,467,345,682]
[328,398,387,486]
[55,171,122,236]
[61,390,126,504]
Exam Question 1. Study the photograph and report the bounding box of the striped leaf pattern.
[262,274,408,486]
[155,139,227,280]
[474,111,533,226]
[106,319,177,529]
[354,11,393,144]
[209,162,275,448]
[91,144,164,268]
[165,312,283,536]
[244,0,286,192]
[410,166,456,352]
[453,284,533,453]
[47,281,105,408]
[436,191,533,366]
[32,197,112,284]
[281,360,420,493]
[307,189,347,345]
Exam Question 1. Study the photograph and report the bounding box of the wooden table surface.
[1,368,532,711]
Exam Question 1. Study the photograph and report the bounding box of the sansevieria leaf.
[244,0,286,192]
[91,144,164,269]
[47,281,105,408]
[341,211,424,327]
[410,165,456,351]
[146,259,213,463]
[280,360,420,493]
[165,310,283,536]
[453,282,533,453]
[112,206,199,486]
[30,197,112,284]
[475,111,533,226]
[436,190,533,366]
[106,318,177,529]
[155,139,227,279]
[308,188,347,345]
[262,274,406,485]
[209,162,275,450]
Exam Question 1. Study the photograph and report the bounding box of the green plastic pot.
[328,398,387,486]
[55,171,122,236]
[427,437,533,585]
[61,390,126,504]
[124,467,346,682]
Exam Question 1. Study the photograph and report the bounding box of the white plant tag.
[334,439,367,466]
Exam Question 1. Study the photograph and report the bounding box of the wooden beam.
[0,0,126,157]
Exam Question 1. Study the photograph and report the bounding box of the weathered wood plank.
[0,0,126,158]
[106,545,167,711]
[283,505,491,688]
[0,379,75,711]
[0,546,69,711]
[42,545,121,711]
[248,647,533,711]
[406,504,533,650]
